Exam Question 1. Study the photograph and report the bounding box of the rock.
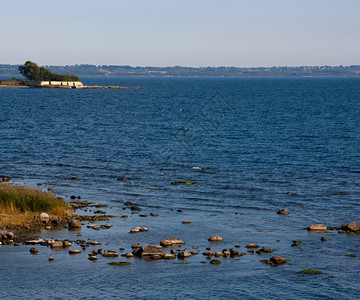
[117,177,128,181]
[131,244,142,249]
[140,227,149,232]
[270,256,288,266]
[215,251,224,257]
[45,226,51,230]
[130,205,141,211]
[164,253,176,260]
[48,256,54,261]
[341,222,360,232]
[141,245,165,258]
[25,239,45,245]
[256,247,274,255]
[88,256,98,261]
[39,212,50,223]
[190,251,199,255]
[177,249,191,258]
[125,253,134,258]
[63,241,72,248]
[90,241,101,245]
[182,220,192,224]
[203,251,214,257]
[300,269,323,274]
[321,237,329,241]
[210,259,222,264]
[29,247,39,254]
[50,241,63,248]
[130,228,140,233]
[307,224,327,232]
[160,238,185,247]
[69,249,82,254]
[1,176,10,182]
[68,219,82,229]
[245,243,259,249]
[277,209,290,215]
[222,249,231,257]
[108,261,131,266]
[89,250,98,256]
[87,224,100,230]
[208,235,223,242]
[103,250,119,257]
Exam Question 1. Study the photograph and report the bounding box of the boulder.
[341,222,360,232]
[307,224,327,232]
[208,235,223,242]
[160,238,185,247]
[141,245,165,258]
[68,219,82,229]
[39,212,50,223]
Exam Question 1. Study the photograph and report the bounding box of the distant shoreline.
[1,64,360,78]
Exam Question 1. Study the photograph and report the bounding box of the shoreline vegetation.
[0,181,71,229]
[1,64,360,77]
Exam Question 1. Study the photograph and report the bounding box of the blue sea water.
[0,76,360,299]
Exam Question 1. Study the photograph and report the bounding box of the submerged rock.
[277,209,290,215]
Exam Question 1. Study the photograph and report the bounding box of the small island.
[0,61,83,88]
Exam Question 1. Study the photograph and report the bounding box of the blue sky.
[1,0,360,67]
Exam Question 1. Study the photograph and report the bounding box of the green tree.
[18,61,79,81]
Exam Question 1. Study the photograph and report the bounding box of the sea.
[0,76,360,299]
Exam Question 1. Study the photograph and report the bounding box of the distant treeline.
[1,64,360,77]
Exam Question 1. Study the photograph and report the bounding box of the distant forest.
[1,64,360,77]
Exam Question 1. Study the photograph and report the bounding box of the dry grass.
[0,183,70,228]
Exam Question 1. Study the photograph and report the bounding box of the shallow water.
[1,76,360,299]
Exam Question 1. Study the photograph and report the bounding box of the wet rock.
[307,224,327,232]
[182,220,192,224]
[164,253,176,260]
[177,249,191,259]
[69,249,82,254]
[50,241,63,248]
[117,177,128,181]
[48,256,54,261]
[203,250,214,257]
[190,251,198,255]
[87,224,100,230]
[131,244,142,249]
[90,241,101,245]
[88,256,98,261]
[130,228,140,233]
[130,205,141,211]
[25,239,45,245]
[222,249,231,257]
[103,250,119,257]
[341,222,360,233]
[210,259,222,264]
[68,219,82,229]
[215,251,224,257]
[256,247,274,255]
[208,235,223,242]
[277,209,290,215]
[39,212,50,223]
[63,241,72,248]
[1,175,10,182]
[89,250,98,256]
[29,247,39,254]
[100,224,112,229]
[269,256,288,266]
[141,245,165,258]
[160,238,185,247]
[245,243,259,249]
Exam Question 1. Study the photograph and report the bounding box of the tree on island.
[18,61,79,81]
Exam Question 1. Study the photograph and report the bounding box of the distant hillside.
[1,64,360,77]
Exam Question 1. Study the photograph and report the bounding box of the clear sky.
[1,0,360,67]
